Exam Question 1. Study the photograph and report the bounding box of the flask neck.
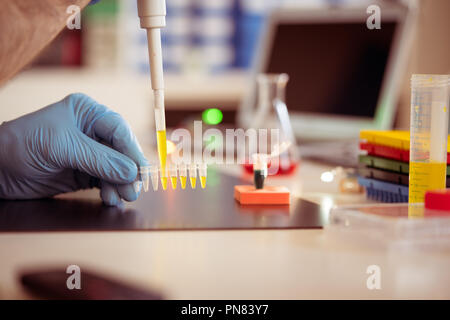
[257,73,289,107]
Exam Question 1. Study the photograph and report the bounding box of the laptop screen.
[266,22,397,118]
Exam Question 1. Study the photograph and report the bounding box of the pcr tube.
[169,163,178,190]
[139,166,151,192]
[160,165,168,190]
[149,164,159,191]
[178,163,188,189]
[198,163,207,189]
[189,163,197,189]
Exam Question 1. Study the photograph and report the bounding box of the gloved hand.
[0,93,149,206]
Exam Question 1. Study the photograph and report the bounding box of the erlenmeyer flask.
[250,73,300,174]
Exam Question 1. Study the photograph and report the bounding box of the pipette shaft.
[137,0,168,182]
[137,0,166,124]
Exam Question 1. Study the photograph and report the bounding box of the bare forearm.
[0,0,90,86]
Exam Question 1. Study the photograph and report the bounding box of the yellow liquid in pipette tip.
[409,161,447,203]
[170,177,178,189]
[190,177,197,189]
[156,130,167,188]
[180,176,187,189]
[200,176,206,189]
[161,176,168,190]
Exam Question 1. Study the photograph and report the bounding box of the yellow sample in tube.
[409,161,446,203]
[200,176,206,189]
[180,176,187,189]
[161,177,168,190]
[190,177,197,189]
[408,204,425,219]
[170,176,177,189]
[408,75,450,204]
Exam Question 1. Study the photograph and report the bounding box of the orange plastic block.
[234,185,290,205]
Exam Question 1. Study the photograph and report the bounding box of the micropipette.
[137,0,168,188]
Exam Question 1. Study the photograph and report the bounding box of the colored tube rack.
[139,163,207,191]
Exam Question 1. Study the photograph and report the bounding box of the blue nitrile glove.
[0,93,149,206]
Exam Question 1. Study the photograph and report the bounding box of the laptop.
[238,3,416,141]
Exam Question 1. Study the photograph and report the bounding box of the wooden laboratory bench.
[1,160,449,300]
[1,69,449,299]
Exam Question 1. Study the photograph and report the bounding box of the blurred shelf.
[1,68,248,111]
[0,67,248,141]
[165,70,248,110]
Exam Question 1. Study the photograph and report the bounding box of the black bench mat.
[0,170,326,232]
